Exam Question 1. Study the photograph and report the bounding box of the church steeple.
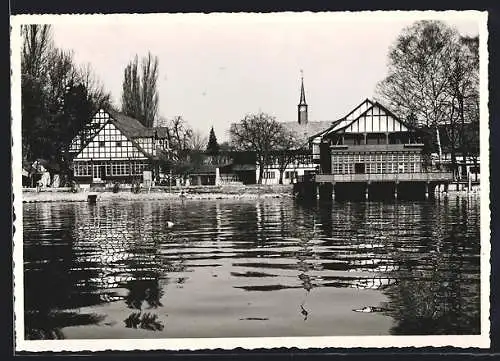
[298,70,308,125]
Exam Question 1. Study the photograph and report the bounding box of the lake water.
[22,196,481,339]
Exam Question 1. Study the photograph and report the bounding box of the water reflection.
[23,196,481,338]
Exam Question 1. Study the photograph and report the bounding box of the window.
[99,141,105,147]
[116,141,122,147]
[263,171,275,179]
[74,162,91,176]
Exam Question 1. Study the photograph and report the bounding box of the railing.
[315,172,453,183]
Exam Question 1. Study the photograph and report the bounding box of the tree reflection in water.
[25,311,105,340]
[123,279,166,331]
[379,198,481,335]
[24,197,480,337]
[311,197,481,335]
[23,203,108,340]
[124,312,164,331]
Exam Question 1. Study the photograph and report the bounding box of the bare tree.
[229,112,283,184]
[274,129,302,184]
[21,25,53,80]
[190,130,208,152]
[121,52,159,127]
[141,52,159,128]
[45,48,78,112]
[446,36,479,180]
[375,21,461,162]
[77,63,112,111]
[21,24,113,167]
[157,116,193,161]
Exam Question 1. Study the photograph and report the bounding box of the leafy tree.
[21,25,54,161]
[229,112,283,184]
[21,24,112,169]
[121,52,159,127]
[206,126,219,154]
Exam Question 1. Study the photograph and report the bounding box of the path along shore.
[22,185,294,203]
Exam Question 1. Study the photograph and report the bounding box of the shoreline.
[21,186,479,203]
[22,185,294,203]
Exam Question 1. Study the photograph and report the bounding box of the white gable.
[75,121,148,160]
[345,99,373,122]
[343,104,408,133]
[69,109,111,153]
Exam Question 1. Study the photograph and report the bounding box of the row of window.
[331,152,421,163]
[266,155,313,167]
[78,145,144,159]
[332,162,422,174]
[335,134,410,145]
[74,161,149,177]
[261,171,299,180]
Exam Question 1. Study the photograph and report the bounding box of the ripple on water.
[23,198,481,338]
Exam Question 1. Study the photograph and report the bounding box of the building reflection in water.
[24,201,183,338]
[24,196,480,338]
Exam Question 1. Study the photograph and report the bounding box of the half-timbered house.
[68,109,169,185]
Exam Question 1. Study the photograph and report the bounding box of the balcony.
[315,172,453,183]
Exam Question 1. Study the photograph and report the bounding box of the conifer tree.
[206,126,220,154]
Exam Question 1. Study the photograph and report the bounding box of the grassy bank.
[22,184,294,203]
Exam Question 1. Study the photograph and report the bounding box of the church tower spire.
[298,70,308,125]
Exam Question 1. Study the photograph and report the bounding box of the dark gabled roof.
[107,110,150,138]
[106,110,169,139]
[281,120,336,146]
[131,127,170,139]
[308,118,345,142]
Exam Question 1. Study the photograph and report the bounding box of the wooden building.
[68,109,169,185]
[308,99,453,200]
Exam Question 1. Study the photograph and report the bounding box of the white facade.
[256,154,317,185]
[69,109,168,183]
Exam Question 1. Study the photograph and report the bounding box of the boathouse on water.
[305,99,453,200]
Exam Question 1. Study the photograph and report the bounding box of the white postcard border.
[11,10,491,352]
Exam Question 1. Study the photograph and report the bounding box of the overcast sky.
[50,12,481,141]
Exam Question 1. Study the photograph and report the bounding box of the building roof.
[308,98,416,143]
[107,110,146,137]
[281,120,337,146]
[107,110,169,139]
